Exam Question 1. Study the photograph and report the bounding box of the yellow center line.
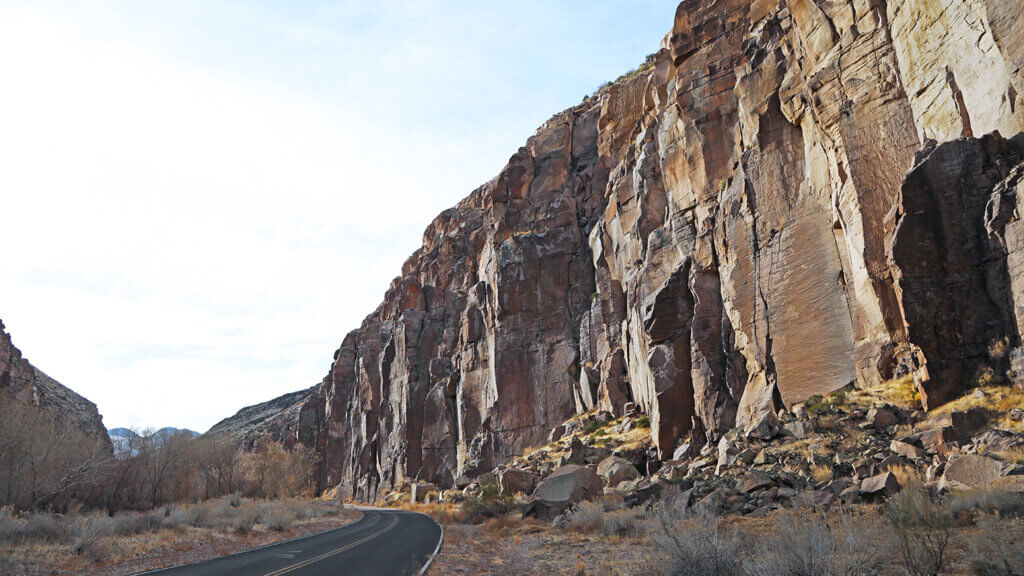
[261,513,399,576]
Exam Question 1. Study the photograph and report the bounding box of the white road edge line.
[351,505,444,576]
[417,523,444,576]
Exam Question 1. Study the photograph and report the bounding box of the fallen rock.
[560,437,585,466]
[866,407,899,429]
[891,439,926,460]
[499,468,539,495]
[525,465,603,519]
[783,421,808,439]
[410,482,438,503]
[745,410,781,440]
[940,455,1006,489]
[860,472,901,497]
[597,456,640,486]
[739,471,774,494]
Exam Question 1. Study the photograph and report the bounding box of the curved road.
[136,509,442,576]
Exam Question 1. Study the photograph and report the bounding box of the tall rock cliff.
[0,320,111,442]
[289,0,1024,501]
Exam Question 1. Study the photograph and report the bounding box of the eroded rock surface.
[0,320,110,443]
[274,0,1024,499]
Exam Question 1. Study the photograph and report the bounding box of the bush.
[887,484,957,576]
[231,505,260,534]
[947,488,1024,518]
[458,482,516,524]
[567,500,646,537]
[961,514,1024,576]
[261,504,296,531]
[647,507,744,576]
[746,510,892,576]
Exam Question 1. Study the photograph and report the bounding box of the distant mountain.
[108,426,199,456]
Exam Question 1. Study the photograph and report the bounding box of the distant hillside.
[205,387,313,448]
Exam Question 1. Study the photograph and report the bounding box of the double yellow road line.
[262,513,399,576]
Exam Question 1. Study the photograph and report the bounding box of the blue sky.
[0,1,675,432]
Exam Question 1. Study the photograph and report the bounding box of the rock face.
[0,320,110,443]
[283,0,1024,499]
[206,387,316,448]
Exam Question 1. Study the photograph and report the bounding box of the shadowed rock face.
[0,320,111,444]
[205,387,315,447]
[272,0,1024,499]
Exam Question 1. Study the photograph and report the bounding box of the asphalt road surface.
[137,508,442,576]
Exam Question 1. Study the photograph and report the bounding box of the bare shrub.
[66,516,106,555]
[261,504,296,531]
[960,514,1024,576]
[647,506,744,576]
[568,501,605,533]
[231,505,261,534]
[21,513,62,541]
[887,483,956,576]
[947,488,1024,518]
[746,510,892,576]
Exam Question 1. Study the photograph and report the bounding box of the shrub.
[261,504,296,531]
[66,517,107,556]
[567,500,646,537]
[961,514,1024,576]
[458,482,516,524]
[636,415,651,428]
[231,505,260,534]
[947,488,1024,518]
[745,510,892,576]
[647,507,744,576]
[887,484,956,576]
[567,501,605,533]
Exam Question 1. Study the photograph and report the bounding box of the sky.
[0,1,675,433]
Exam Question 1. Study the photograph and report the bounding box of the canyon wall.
[0,320,111,442]
[291,0,1024,500]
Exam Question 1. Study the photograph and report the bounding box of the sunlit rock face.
[291,0,1024,500]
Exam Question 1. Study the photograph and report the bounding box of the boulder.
[738,471,774,494]
[560,438,585,466]
[860,472,900,497]
[866,407,899,429]
[940,455,1005,489]
[525,465,603,519]
[890,439,926,459]
[745,410,781,440]
[454,474,472,489]
[410,482,438,503]
[597,456,640,486]
[783,421,808,439]
[499,469,539,495]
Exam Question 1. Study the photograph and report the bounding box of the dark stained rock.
[498,469,539,495]
[526,465,603,519]
[940,455,1006,489]
[860,472,901,497]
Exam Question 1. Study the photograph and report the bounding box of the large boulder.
[940,455,1006,489]
[596,456,640,486]
[860,472,900,497]
[410,482,438,503]
[525,465,603,519]
[499,468,539,495]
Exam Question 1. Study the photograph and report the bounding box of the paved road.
[137,509,442,576]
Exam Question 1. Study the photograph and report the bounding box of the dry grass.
[858,375,922,410]
[928,384,1024,432]
[0,497,356,576]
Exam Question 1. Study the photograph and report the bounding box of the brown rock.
[410,482,438,503]
[526,465,604,519]
[860,472,901,497]
[890,439,926,460]
[940,455,1006,488]
[596,456,640,486]
[498,469,539,495]
[219,0,1024,499]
